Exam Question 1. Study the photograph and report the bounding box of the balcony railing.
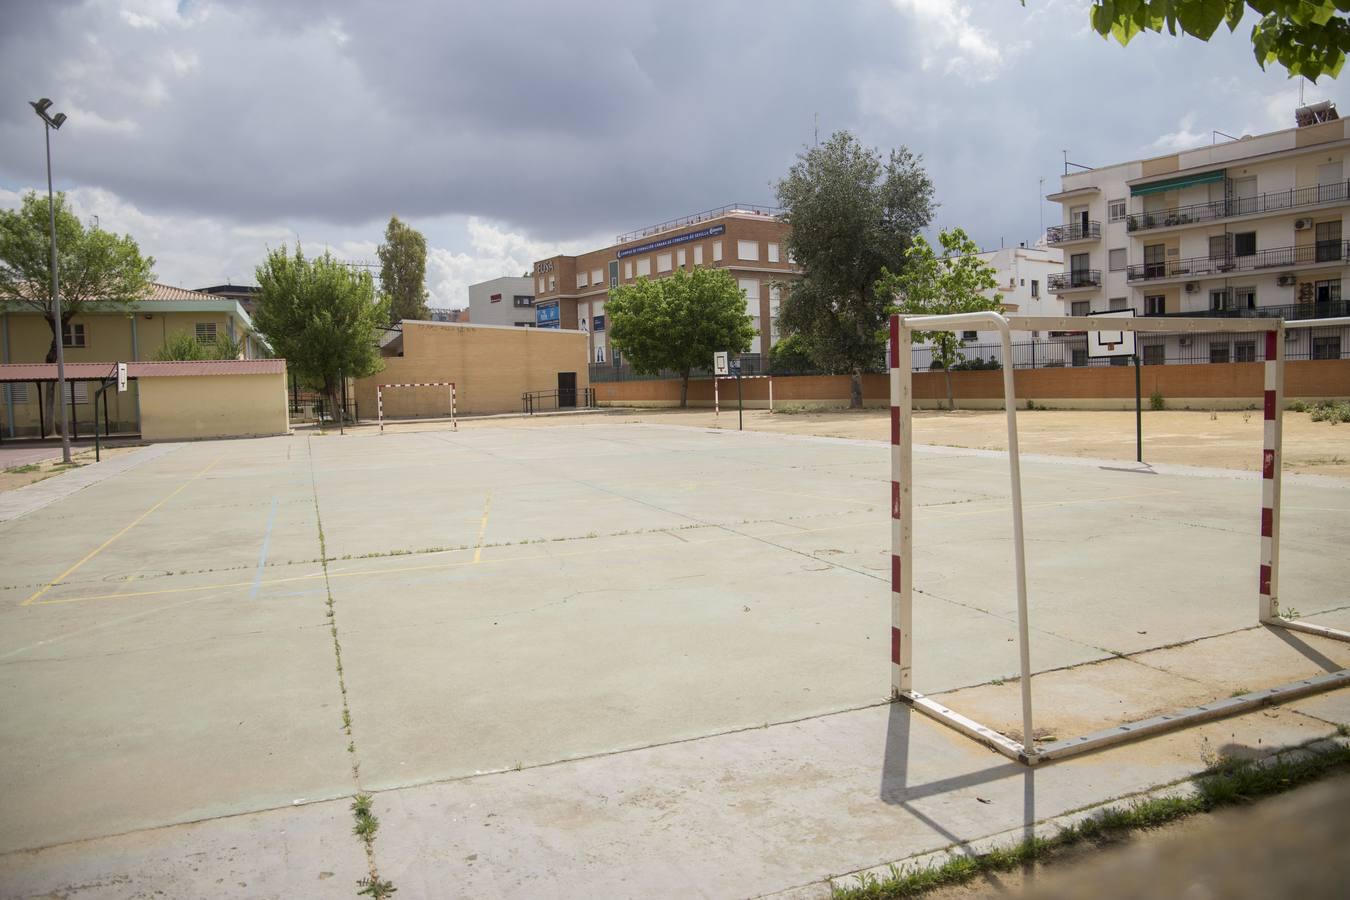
[1143,299,1348,321]
[1126,241,1350,282]
[1046,220,1101,244]
[1048,269,1102,291]
[614,203,783,244]
[1128,180,1350,233]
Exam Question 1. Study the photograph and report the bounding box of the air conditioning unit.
[1178,337,1193,347]
[1277,274,1297,287]
[1185,282,1200,293]
[1295,218,1314,231]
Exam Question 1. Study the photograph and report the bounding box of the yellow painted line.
[21,458,222,606]
[28,487,1180,608]
[473,491,493,564]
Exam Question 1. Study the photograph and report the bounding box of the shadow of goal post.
[888,311,1350,766]
[376,382,457,433]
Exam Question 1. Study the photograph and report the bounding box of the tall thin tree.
[377,215,430,325]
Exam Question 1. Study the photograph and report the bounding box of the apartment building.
[1046,103,1349,365]
[529,204,798,365]
[466,275,534,327]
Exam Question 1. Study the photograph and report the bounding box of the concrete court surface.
[0,422,1347,897]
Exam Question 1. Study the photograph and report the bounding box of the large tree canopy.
[1084,0,1350,80]
[377,215,430,325]
[607,266,756,408]
[253,245,388,421]
[877,227,1001,410]
[775,131,934,408]
[0,190,154,364]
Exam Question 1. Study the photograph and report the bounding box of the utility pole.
[31,98,71,463]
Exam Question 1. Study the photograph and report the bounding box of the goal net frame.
[714,375,774,415]
[889,311,1350,765]
[376,381,457,433]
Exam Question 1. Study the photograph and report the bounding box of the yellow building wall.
[354,322,590,417]
[137,373,290,441]
[2,310,249,436]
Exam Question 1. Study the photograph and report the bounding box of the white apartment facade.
[467,276,536,328]
[1046,108,1349,366]
[911,245,1069,369]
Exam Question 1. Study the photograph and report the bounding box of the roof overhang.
[1045,185,1099,203]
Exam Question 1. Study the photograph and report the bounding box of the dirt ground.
[442,407,1349,479]
[0,444,141,492]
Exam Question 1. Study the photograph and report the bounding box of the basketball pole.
[1134,353,1142,463]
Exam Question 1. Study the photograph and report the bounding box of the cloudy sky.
[2,0,1347,307]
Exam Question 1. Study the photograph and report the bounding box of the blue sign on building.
[536,303,561,328]
[617,224,725,259]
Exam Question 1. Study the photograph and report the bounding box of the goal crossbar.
[377,381,457,433]
[714,375,774,415]
[889,311,1349,765]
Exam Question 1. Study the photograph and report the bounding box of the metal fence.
[587,323,1348,383]
[522,388,597,414]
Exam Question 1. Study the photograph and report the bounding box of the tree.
[1082,1,1350,80]
[776,131,934,408]
[767,333,818,374]
[877,228,1000,411]
[253,245,389,422]
[0,191,154,425]
[154,331,243,361]
[607,267,756,408]
[377,215,430,325]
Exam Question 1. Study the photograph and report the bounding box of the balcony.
[1128,181,1350,233]
[1048,269,1101,292]
[1126,241,1350,283]
[1045,220,1101,245]
[1144,299,1349,321]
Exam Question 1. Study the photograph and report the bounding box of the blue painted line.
[251,496,280,599]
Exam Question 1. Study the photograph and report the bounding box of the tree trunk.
[944,367,956,411]
[849,370,863,409]
[680,370,690,409]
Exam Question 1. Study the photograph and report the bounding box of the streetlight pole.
[30,98,71,464]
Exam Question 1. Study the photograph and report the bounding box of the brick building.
[529,204,800,366]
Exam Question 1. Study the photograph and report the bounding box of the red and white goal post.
[376,382,457,433]
[714,375,774,415]
[889,311,1350,766]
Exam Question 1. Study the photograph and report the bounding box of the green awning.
[1130,169,1225,196]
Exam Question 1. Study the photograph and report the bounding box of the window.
[1314,278,1341,304]
[677,249,686,267]
[1072,348,1088,367]
[767,243,780,263]
[1315,220,1342,262]
[636,257,651,277]
[1232,231,1256,258]
[1071,300,1091,316]
[490,293,502,303]
[1313,335,1342,359]
[1234,341,1256,362]
[195,322,217,344]
[1142,344,1165,365]
[1209,341,1230,363]
[712,240,723,262]
[1108,248,1126,271]
[1231,176,1258,215]
[63,381,89,404]
[1108,199,1126,222]
[4,383,28,403]
[624,261,633,280]
[1109,297,1128,311]
[1208,234,1228,259]
[548,276,556,291]
[961,330,978,341]
[1143,243,1165,278]
[514,322,535,327]
[1145,294,1166,315]
[1210,289,1231,311]
[693,245,703,266]
[595,346,605,363]
[513,295,534,307]
[62,322,86,348]
[608,261,619,288]
[737,240,759,261]
[1020,278,1025,286]
[657,252,672,273]
[537,277,544,294]
[592,268,602,287]
[1234,287,1256,310]
[593,314,605,331]
[612,349,622,366]
[576,271,588,288]
[1030,279,1039,298]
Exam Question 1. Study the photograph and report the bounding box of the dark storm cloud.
[2,0,1346,250]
